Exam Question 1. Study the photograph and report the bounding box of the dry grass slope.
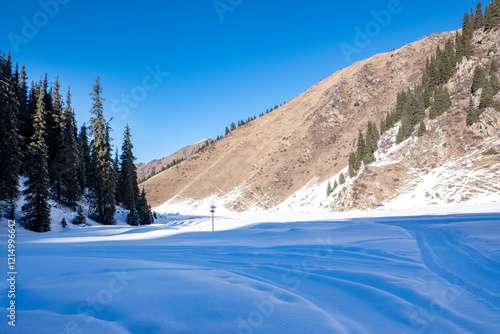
[142,31,457,211]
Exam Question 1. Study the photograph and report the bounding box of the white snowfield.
[1,203,500,334]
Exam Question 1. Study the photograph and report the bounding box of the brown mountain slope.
[136,139,212,180]
[142,31,456,211]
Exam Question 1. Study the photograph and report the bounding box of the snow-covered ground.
[1,203,499,333]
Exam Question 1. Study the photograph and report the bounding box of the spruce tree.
[339,173,346,185]
[89,77,116,225]
[491,59,499,74]
[47,77,65,201]
[466,96,475,126]
[326,181,332,197]
[230,122,236,131]
[77,124,91,196]
[0,52,20,218]
[348,152,357,178]
[22,86,51,232]
[472,66,487,93]
[430,86,451,118]
[417,121,426,137]
[475,2,485,29]
[333,180,338,191]
[60,86,79,209]
[490,72,500,95]
[355,131,365,169]
[117,125,140,210]
[72,206,86,225]
[136,188,153,225]
[480,80,494,109]
[396,124,405,144]
[126,208,139,226]
[454,32,465,62]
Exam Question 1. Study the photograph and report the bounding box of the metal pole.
[210,204,216,232]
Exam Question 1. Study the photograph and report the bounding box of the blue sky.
[1,0,479,163]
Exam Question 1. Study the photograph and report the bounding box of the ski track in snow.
[1,206,499,334]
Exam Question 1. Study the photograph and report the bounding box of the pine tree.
[355,131,365,169]
[455,32,465,62]
[326,181,333,197]
[22,86,51,232]
[396,124,405,144]
[472,66,487,93]
[77,124,91,197]
[430,86,451,118]
[333,180,338,191]
[466,96,475,126]
[480,80,494,109]
[88,77,116,225]
[117,125,140,210]
[348,152,357,178]
[0,52,20,218]
[417,121,426,137]
[490,72,500,95]
[491,59,499,74]
[475,2,485,29]
[486,0,500,29]
[47,76,65,201]
[136,188,153,225]
[339,173,346,185]
[72,206,87,225]
[59,86,79,209]
[60,218,68,228]
[462,12,475,58]
[126,208,139,226]
[230,122,236,131]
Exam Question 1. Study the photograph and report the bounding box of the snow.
[1,204,500,333]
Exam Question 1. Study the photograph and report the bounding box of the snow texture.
[1,203,499,333]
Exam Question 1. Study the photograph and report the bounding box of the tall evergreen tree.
[339,173,346,185]
[326,181,333,197]
[117,125,140,210]
[472,66,487,93]
[136,188,153,225]
[490,59,499,74]
[77,124,91,197]
[475,2,485,29]
[59,86,79,209]
[47,77,65,201]
[454,32,465,62]
[348,152,357,178]
[466,96,475,126]
[479,79,494,109]
[22,86,51,232]
[417,121,426,137]
[430,86,451,119]
[0,52,20,218]
[88,77,116,225]
[355,131,365,169]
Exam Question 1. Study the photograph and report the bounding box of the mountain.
[142,27,500,214]
[136,139,212,180]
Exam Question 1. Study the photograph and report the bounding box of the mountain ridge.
[143,28,499,214]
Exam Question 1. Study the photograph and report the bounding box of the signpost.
[210,204,216,231]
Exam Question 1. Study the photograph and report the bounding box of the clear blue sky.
[1,0,478,163]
